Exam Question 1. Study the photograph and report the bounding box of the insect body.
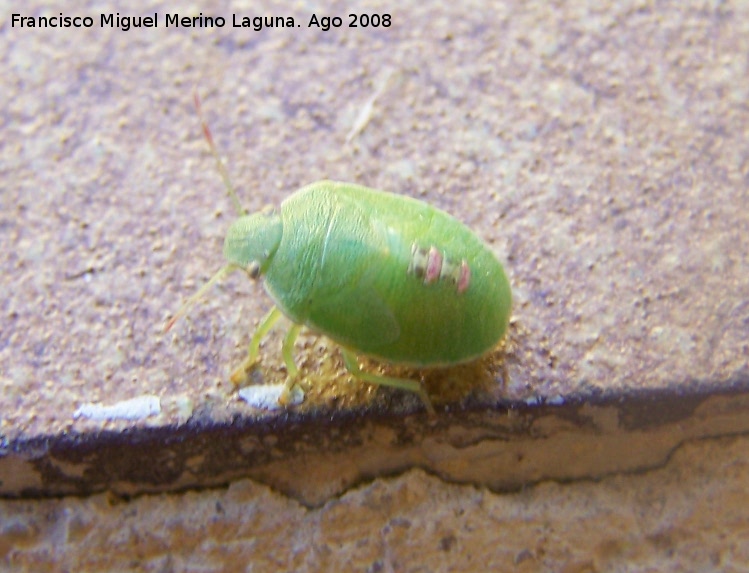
[230,181,511,367]
[166,98,512,413]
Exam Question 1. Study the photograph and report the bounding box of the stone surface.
[5,389,749,507]
[1,0,748,561]
[2,434,748,571]
[3,0,747,441]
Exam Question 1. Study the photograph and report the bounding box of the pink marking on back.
[425,247,443,284]
[457,260,471,294]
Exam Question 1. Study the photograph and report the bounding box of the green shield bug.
[166,95,512,414]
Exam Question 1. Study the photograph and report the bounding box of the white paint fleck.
[238,384,304,410]
[73,395,161,421]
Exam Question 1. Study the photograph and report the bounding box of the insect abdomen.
[407,244,471,294]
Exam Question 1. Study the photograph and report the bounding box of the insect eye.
[247,262,261,280]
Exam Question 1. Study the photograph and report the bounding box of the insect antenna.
[164,264,237,333]
[193,91,247,216]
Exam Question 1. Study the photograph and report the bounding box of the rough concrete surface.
[2,0,749,569]
[3,0,747,437]
[2,435,749,571]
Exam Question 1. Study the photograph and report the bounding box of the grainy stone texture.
[2,435,748,571]
[2,0,748,568]
[3,0,747,439]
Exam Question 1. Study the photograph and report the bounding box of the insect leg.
[281,323,302,377]
[279,323,303,406]
[230,305,284,386]
[341,349,436,415]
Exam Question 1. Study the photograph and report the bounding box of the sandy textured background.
[2,0,749,569]
[3,0,748,438]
